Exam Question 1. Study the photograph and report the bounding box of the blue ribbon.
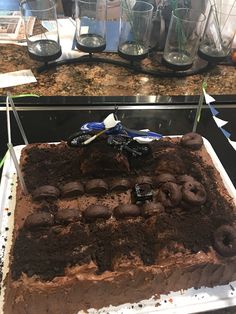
[220,128,231,139]
[208,103,219,117]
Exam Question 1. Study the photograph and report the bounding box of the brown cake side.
[3,136,236,314]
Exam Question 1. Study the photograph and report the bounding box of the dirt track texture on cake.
[12,138,236,280]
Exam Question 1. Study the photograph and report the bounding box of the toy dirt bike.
[67,113,162,157]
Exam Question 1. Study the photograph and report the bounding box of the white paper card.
[0,69,37,88]
[56,18,85,61]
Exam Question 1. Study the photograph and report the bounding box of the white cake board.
[0,139,236,314]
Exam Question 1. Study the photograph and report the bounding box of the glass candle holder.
[118,0,154,61]
[198,4,236,62]
[75,0,107,53]
[20,0,62,62]
[163,8,206,71]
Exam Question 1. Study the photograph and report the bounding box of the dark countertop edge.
[0,95,236,107]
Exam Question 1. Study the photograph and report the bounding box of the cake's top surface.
[10,135,236,283]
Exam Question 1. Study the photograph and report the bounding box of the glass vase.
[20,0,62,62]
[118,0,154,61]
[198,3,236,62]
[163,8,206,71]
[75,0,107,53]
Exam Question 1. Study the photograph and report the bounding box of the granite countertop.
[0,44,236,96]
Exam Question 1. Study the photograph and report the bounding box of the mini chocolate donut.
[24,211,54,228]
[32,185,60,201]
[213,225,236,257]
[61,182,84,198]
[85,179,108,195]
[136,176,153,187]
[155,173,176,187]
[182,181,206,206]
[110,178,131,193]
[83,205,111,221]
[55,208,82,224]
[141,202,164,218]
[177,175,196,185]
[113,204,141,219]
[158,182,182,208]
[180,132,203,150]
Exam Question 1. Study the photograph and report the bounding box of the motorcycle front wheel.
[67,131,93,147]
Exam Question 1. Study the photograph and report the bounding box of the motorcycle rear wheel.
[127,141,151,157]
[67,131,93,147]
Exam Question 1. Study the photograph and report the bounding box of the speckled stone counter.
[0,44,235,96]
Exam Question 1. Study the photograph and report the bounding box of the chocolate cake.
[2,134,236,314]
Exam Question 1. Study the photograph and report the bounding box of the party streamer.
[203,88,236,151]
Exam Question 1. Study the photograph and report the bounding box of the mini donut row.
[153,173,207,208]
[32,176,154,201]
[24,201,164,229]
[31,173,207,210]
[157,176,207,208]
[25,172,206,229]
[23,206,236,258]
